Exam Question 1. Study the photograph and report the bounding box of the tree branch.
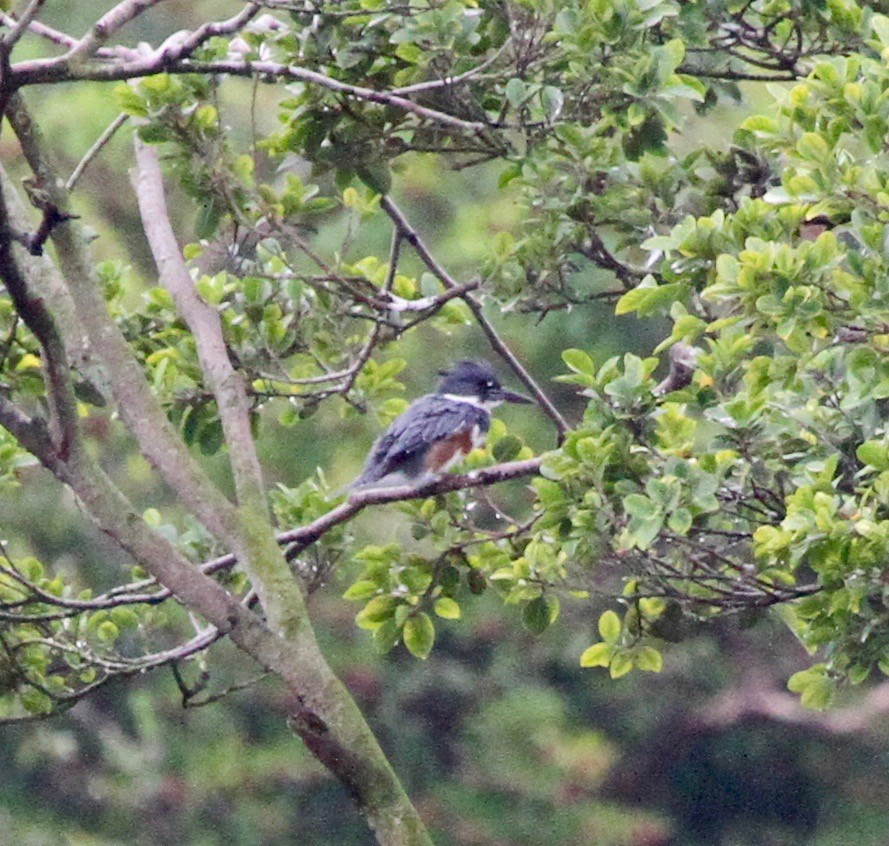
[389,37,511,95]
[63,0,168,64]
[0,456,545,623]
[132,134,308,636]
[0,0,47,50]
[10,56,490,134]
[66,112,128,191]
[578,231,648,289]
[696,678,889,735]
[0,395,55,465]
[4,91,247,551]
[132,136,267,513]
[151,3,261,62]
[0,175,77,459]
[284,457,543,559]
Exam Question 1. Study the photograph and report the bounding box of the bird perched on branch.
[351,360,532,490]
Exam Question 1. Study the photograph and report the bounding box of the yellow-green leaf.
[403,612,435,659]
[433,598,461,620]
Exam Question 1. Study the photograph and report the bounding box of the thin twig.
[1,0,47,49]
[66,112,129,191]
[390,38,511,95]
[12,203,78,256]
[153,3,260,64]
[0,12,78,49]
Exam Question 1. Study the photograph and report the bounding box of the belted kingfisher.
[351,360,532,490]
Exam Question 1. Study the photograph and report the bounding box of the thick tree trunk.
[0,95,436,846]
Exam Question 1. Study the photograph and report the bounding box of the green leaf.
[634,646,663,673]
[739,115,778,135]
[343,580,379,601]
[492,435,522,462]
[96,621,120,642]
[796,132,830,162]
[615,280,684,316]
[198,418,225,456]
[624,493,658,520]
[667,507,692,535]
[373,619,400,654]
[20,687,52,715]
[505,78,527,108]
[872,14,889,46]
[403,612,435,659]
[787,665,834,710]
[356,595,397,630]
[662,39,685,72]
[609,650,634,679]
[598,610,622,643]
[580,642,612,668]
[433,597,461,620]
[857,440,889,471]
[562,348,595,374]
[498,162,521,188]
[195,201,224,240]
[110,608,139,631]
[541,86,564,119]
[113,84,148,118]
[800,679,835,710]
[522,595,559,634]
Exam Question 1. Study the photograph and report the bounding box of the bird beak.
[498,388,533,404]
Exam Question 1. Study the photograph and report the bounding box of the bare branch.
[173,663,269,709]
[679,65,797,82]
[11,57,491,134]
[64,0,169,64]
[331,229,401,398]
[379,195,570,443]
[577,231,648,289]
[132,136,267,513]
[0,455,545,624]
[0,0,47,50]
[696,679,889,734]
[389,38,511,95]
[11,202,78,256]
[0,177,78,460]
[0,11,77,49]
[151,3,261,63]
[131,134,310,640]
[386,279,480,314]
[284,456,543,559]
[66,112,129,191]
[0,163,102,394]
[4,91,249,551]
[0,395,55,464]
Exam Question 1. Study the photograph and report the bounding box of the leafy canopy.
[0,0,887,723]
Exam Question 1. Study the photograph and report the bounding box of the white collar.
[441,393,500,411]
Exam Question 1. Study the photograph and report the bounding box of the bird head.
[436,360,532,408]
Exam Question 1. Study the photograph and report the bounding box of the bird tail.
[329,467,377,499]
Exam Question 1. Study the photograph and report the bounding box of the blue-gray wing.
[354,395,489,486]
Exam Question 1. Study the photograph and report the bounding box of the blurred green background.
[1,2,888,845]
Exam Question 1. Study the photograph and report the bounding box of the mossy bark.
[1,94,435,846]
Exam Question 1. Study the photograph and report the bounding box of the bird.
[350,360,532,490]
